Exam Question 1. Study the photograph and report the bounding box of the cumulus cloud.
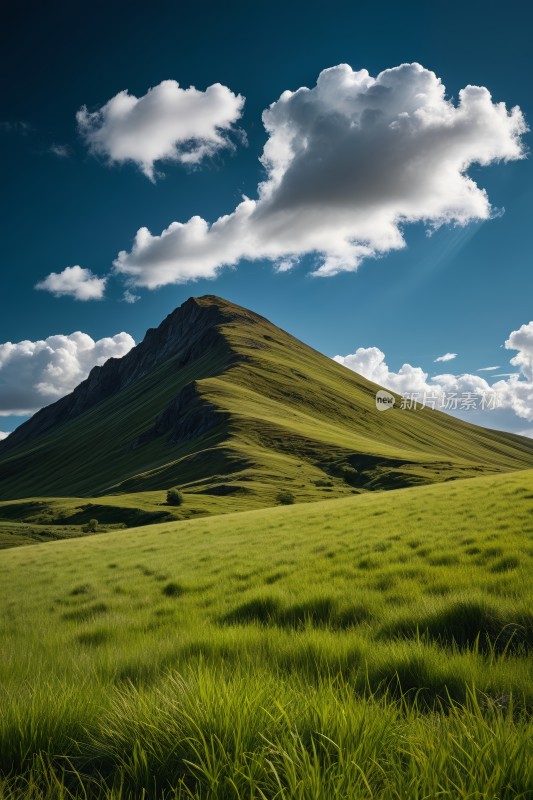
[122,289,140,304]
[0,431,9,441]
[334,346,436,396]
[77,79,245,181]
[334,320,533,422]
[0,332,135,415]
[434,352,457,363]
[114,62,527,288]
[35,266,107,301]
[505,321,533,381]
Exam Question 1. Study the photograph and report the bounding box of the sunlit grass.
[0,469,532,797]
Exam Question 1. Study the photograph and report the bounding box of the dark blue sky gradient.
[1,0,532,431]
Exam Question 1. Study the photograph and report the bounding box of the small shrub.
[83,518,99,533]
[166,488,184,506]
[276,490,295,505]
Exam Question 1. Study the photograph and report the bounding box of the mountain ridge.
[0,296,244,453]
[1,294,533,503]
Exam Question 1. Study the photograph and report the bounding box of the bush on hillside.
[276,490,295,505]
[166,488,184,506]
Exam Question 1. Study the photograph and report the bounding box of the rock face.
[131,382,226,449]
[0,296,242,454]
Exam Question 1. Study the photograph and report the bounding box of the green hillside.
[1,296,532,523]
[1,469,532,798]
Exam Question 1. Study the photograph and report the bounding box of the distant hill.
[1,294,533,502]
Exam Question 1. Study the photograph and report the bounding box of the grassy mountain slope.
[1,469,532,797]
[1,295,533,509]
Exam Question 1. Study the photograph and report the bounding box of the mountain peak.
[190,294,231,307]
[0,295,244,455]
[184,294,264,319]
[160,294,270,335]
[2,295,533,500]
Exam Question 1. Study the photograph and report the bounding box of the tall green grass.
[0,666,531,798]
[1,470,532,797]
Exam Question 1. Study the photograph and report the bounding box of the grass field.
[1,469,532,798]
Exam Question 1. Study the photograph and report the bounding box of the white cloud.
[505,321,533,380]
[334,320,533,423]
[477,365,500,371]
[0,431,9,441]
[77,79,245,181]
[35,266,107,301]
[122,289,140,304]
[114,62,527,288]
[334,346,436,396]
[0,332,135,415]
[434,352,457,363]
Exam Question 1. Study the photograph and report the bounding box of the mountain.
[1,295,533,506]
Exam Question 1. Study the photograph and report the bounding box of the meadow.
[0,469,532,798]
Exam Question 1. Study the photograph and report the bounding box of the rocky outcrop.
[131,381,226,449]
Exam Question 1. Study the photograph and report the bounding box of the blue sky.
[1,0,532,437]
